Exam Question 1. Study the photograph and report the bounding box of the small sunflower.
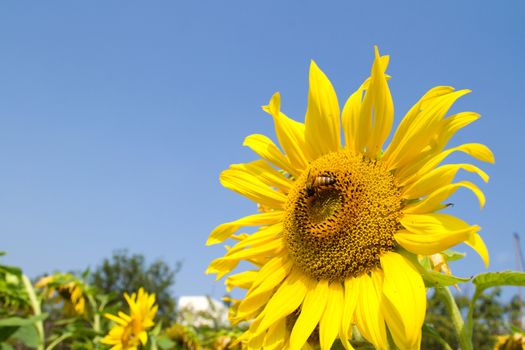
[207,46,494,350]
[101,288,158,350]
[35,273,86,316]
[494,333,525,350]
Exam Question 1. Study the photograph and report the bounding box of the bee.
[305,170,336,197]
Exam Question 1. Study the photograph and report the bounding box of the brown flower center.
[284,151,402,281]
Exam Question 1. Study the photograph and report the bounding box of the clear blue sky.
[1,2,524,300]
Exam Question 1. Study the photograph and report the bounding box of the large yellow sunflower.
[206,47,494,350]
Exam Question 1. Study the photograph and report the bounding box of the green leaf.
[0,327,19,342]
[0,314,48,327]
[420,256,431,270]
[400,248,471,287]
[0,343,14,350]
[4,273,20,285]
[423,270,471,287]
[441,249,466,262]
[11,324,39,348]
[0,265,22,276]
[472,271,525,291]
[151,321,163,336]
[156,337,175,349]
[511,325,525,334]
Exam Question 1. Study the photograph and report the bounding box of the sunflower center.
[284,151,402,281]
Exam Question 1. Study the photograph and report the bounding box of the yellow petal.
[402,163,489,199]
[104,313,128,326]
[138,331,148,345]
[206,257,239,280]
[263,92,310,170]
[236,256,293,320]
[399,143,495,186]
[319,282,344,350]
[247,330,266,349]
[243,134,299,177]
[289,280,329,350]
[385,89,469,171]
[231,160,292,192]
[302,342,314,350]
[385,86,454,163]
[254,269,311,336]
[465,232,490,267]
[395,228,475,256]
[343,53,390,154]
[304,61,341,159]
[250,254,293,291]
[207,211,283,245]
[380,252,426,350]
[398,111,481,179]
[220,167,286,209]
[400,213,478,235]
[225,270,258,292]
[342,78,369,153]
[361,46,394,158]
[206,237,284,279]
[226,223,282,255]
[263,318,287,350]
[404,181,485,214]
[438,112,481,149]
[354,272,388,350]
[222,237,283,262]
[340,278,359,349]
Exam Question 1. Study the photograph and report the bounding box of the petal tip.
[206,237,220,246]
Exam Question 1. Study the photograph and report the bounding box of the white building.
[177,295,229,327]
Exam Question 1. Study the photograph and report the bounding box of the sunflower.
[35,273,86,316]
[494,332,525,350]
[101,288,158,350]
[206,46,494,350]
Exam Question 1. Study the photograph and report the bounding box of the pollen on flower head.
[284,150,402,281]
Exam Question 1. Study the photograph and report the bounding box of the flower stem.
[22,274,45,350]
[45,333,72,350]
[464,289,482,347]
[436,286,472,350]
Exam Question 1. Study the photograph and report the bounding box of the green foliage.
[90,250,181,325]
[440,249,467,262]
[0,253,29,313]
[403,250,471,287]
[473,271,525,291]
[423,287,518,350]
[0,314,47,348]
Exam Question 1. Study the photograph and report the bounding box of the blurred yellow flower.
[207,47,493,349]
[101,288,158,350]
[35,273,86,316]
[495,333,525,350]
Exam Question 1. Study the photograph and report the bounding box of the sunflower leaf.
[400,249,471,287]
[463,271,525,347]
[472,271,525,291]
[423,270,471,287]
[441,249,466,262]
[0,314,47,327]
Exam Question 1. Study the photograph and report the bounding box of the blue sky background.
[1,1,524,300]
